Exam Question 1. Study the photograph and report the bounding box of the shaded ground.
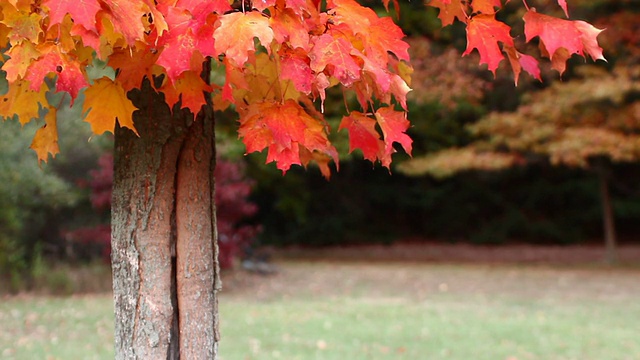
[223,257,640,304]
[272,242,640,265]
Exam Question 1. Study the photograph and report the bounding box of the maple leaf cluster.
[0,0,413,176]
[427,0,606,84]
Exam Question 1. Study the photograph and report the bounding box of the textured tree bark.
[112,79,219,359]
[176,98,220,358]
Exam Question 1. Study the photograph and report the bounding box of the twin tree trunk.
[111,79,220,359]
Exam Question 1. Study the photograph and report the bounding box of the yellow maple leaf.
[82,77,138,135]
[0,79,47,124]
[3,41,40,82]
[30,107,60,164]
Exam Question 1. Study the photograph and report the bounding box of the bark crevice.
[112,78,219,359]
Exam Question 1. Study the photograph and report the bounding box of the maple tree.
[0,0,603,357]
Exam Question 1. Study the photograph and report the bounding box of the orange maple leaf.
[30,108,60,164]
[213,12,274,67]
[0,79,47,125]
[82,77,138,135]
[471,0,502,15]
[427,0,468,27]
[161,71,213,114]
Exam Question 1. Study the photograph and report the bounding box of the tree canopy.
[0,0,603,174]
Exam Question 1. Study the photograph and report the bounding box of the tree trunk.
[111,79,220,359]
[596,161,617,264]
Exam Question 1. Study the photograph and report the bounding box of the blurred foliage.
[0,91,110,291]
[0,119,80,290]
[240,0,640,248]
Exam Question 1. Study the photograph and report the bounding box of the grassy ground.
[2,260,640,359]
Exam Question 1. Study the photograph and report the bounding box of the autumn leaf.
[174,0,231,17]
[43,0,101,33]
[213,12,274,67]
[362,16,410,69]
[238,100,337,173]
[427,0,467,27]
[2,8,43,44]
[279,46,314,94]
[100,0,167,45]
[270,7,311,51]
[375,107,412,167]
[339,111,385,163]
[0,79,47,124]
[309,32,361,87]
[3,41,40,82]
[82,77,138,135]
[557,0,569,18]
[388,74,412,111]
[523,10,605,74]
[30,107,60,164]
[471,0,502,15]
[24,47,90,102]
[108,46,160,92]
[219,57,249,105]
[504,45,541,86]
[157,7,216,82]
[161,71,212,114]
[463,14,514,75]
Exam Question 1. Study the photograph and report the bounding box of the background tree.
[400,67,640,263]
[0,0,602,357]
[0,119,78,290]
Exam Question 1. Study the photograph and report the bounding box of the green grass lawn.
[2,261,640,359]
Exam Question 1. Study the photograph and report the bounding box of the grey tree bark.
[111,78,220,359]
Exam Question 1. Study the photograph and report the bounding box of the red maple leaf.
[238,100,337,173]
[157,7,216,82]
[523,10,605,74]
[279,46,314,94]
[44,0,101,33]
[375,107,412,167]
[339,111,385,163]
[174,0,231,17]
[463,14,514,75]
[309,32,361,87]
[24,47,89,103]
[270,7,311,51]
